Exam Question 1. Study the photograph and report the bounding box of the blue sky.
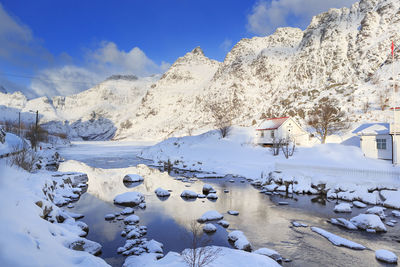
[0,0,356,97]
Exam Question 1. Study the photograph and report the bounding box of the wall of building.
[360,134,392,160]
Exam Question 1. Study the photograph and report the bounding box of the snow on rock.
[350,214,387,232]
[124,215,140,225]
[291,221,308,227]
[105,214,116,221]
[145,239,164,254]
[121,207,135,215]
[180,190,198,198]
[197,194,206,198]
[311,227,366,250]
[123,174,144,183]
[114,192,145,206]
[380,190,400,209]
[227,210,239,216]
[198,210,224,223]
[68,238,102,255]
[155,187,170,197]
[206,193,218,200]
[217,220,230,228]
[334,203,352,213]
[330,218,358,230]
[353,201,367,208]
[375,249,398,264]
[203,223,217,233]
[253,247,283,262]
[202,184,214,194]
[228,230,252,251]
[392,210,400,217]
[123,246,281,267]
[366,206,386,220]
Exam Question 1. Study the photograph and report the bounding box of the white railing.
[275,162,400,180]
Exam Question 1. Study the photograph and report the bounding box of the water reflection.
[59,146,400,267]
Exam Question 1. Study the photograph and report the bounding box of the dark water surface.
[59,142,400,267]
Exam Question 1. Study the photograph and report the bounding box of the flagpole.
[393,41,396,165]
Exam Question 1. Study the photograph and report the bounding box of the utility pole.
[35,110,38,152]
[18,112,21,137]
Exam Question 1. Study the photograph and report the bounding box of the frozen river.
[58,141,400,267]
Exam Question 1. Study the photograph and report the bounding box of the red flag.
[392,41,395,57]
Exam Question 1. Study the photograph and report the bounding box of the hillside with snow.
[0,0,399,141]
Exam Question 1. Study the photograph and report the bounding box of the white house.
[256,116,310,146]
[357,123,392,161]
[357,108,400,164]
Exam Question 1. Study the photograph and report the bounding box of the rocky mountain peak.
[0,85,7,94]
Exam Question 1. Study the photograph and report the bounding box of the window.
[261,131,264,138]
[271,130,275,138]
[377,139,386,150]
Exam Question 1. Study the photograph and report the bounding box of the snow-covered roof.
[256,117,289,130]
[356,123,389,135]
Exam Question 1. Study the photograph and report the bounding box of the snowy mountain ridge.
[0,0,399,141]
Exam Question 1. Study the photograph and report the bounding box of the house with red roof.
[256,116,310,146]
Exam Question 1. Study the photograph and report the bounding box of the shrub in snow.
[334,203,352,213]
[203,223,217,233]
[228,230,252,251]
[7,146,39,172]
[198,210,224,223]
[123,174,144,183]
[350,214,387,232]
[375,249,398,264]
[114,192,145,206]
[155,187,170,197]
[180,190,198,198]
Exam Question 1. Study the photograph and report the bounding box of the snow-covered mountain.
[0,0,399,141]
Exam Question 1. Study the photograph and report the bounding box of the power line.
[0,72,99,86]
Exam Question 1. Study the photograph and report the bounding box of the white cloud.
[247,0,358,36]
[220,39,233,52]
[30,42,169,97]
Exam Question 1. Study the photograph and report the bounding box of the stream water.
[58,142,400,267]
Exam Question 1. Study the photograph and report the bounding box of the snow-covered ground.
[0,132,24,156]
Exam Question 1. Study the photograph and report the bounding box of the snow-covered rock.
[121,207,135,215]
[203,223,217,233]
[350,214,387,232]
[114,192,145,206]
[334,203,352,213]
[352,201,367,208]
[68,238,103,255]
[380,190,400,209]
[197,194,206,198]
[366,206,386,220]
[180,190,198,198]
[155,187,170,197]
[206,193,218,200]
[392,210,400,217]
[198,210,224,223]
[291,221,308,227]
[202,184,214,194]
[227,210,239,216]
[375,249,398,264]
[253,247,282,262]
[311,227,365,250]
[330,218,358,230]
[217,220,230,228]
[145,239,164,254]
[228,230,252,251]
[123,174,144,183]
[104,214,116,221]
[124,215,140,225]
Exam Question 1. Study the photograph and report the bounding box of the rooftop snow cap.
[356,123,389,135]
[257,117,289,131]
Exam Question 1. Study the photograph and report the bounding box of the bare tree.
[307,97,347,144]
[362,100,370,113]
[203,91,242,138]
[377,89,390,110]
[281,138,295,159]
[182,220,221,267]
[271,138,283,156]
